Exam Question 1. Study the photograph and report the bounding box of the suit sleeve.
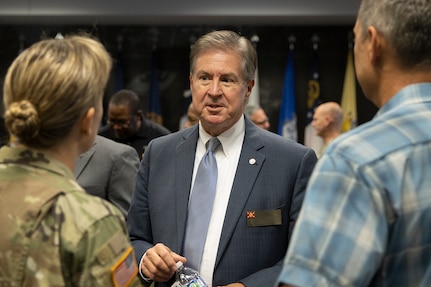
[127,141,155,262]
[108,146,140,218]
[53,193,143,287]
[287,148,317,241]
[73,215,143,286]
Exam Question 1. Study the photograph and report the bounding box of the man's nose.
[208,80,222,96]
[112,123,123,130]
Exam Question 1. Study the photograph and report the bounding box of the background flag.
[340,48,357,132]
[248,64,260,108]
[147,50,163,125]
[246,34,260,112]
[304,40,323,152]
[278,47,297,141]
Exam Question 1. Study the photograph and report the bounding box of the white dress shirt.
[192,116,245,286]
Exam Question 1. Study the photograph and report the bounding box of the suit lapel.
[175,127,199,252]
[74,141,97,178]
[215,120,265,266]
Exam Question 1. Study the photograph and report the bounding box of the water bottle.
[171,261,208,287]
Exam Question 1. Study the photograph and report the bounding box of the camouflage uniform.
[0,146,143,287]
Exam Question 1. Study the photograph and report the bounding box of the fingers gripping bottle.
[171,261,208,287]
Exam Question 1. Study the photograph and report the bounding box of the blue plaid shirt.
[277,83,431,287]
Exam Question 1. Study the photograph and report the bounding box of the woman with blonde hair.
[0,35,142,287]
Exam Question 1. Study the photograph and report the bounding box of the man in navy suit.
[127,30,317,287]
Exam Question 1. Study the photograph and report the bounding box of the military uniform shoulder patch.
[110,246,138,287]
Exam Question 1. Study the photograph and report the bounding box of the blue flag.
[304,45,323,151]
[278,49,297,141]
[147,50,163,125]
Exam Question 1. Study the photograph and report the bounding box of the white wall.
[0,0,360,25]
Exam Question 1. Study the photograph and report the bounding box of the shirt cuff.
[139,252,153,284]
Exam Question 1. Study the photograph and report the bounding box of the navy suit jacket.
[127,117,317,287]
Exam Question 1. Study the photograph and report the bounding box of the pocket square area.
[246,209,282,227]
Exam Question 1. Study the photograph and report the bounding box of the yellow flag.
[340,48,357,132]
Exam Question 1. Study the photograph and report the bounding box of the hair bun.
[5,100,41,141]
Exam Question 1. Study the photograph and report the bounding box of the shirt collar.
[0,146,76,180]
[198,116,245,157]
[377,83,431,118]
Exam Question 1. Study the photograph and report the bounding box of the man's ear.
[245,79,255,100]
[80,107,96,136]
[368,26,383,65]
[189,73,193,89]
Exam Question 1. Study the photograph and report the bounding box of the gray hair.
[357,0,431,70]
[189,30,257,82]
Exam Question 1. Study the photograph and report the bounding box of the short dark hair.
[109,89,142,114]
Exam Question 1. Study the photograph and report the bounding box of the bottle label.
[171,277,207,287]
[185,277,207,287]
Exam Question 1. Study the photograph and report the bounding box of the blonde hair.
[3,34,112,148]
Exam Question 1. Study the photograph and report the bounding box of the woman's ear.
[80,107,96,136]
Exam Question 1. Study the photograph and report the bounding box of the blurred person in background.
[245,104,270,130]
[99,89,170,158]
[311,101,343,158]
[75,135,140,218]
[183,102,200,128]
